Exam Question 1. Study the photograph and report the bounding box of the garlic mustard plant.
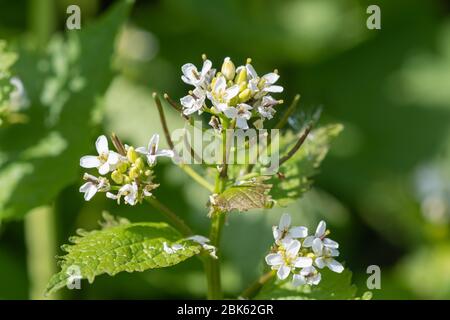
[46,55,356,300]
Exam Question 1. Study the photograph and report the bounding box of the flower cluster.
[79,134,173,205]
[265,214,344,287]
[180,55,284,130]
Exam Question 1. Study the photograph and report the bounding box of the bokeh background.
[1,0,450,299]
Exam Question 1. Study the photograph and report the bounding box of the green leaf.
[255,268,357,300]
[210,178,273,213]
[269,124,343,206]
[45,217,202,296]
[0,0,133,220]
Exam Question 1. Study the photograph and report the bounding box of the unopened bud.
[127,146,138,163]
[111,170,123,184]
[235,67,247,84]
[135,157,145,170]
[238,88,251,102]
[129,166,140,180]
[221,57,236,81]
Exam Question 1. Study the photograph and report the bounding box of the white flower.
[163,242,184,254]
[80,135,120,175]
[314,246,344,273]
[79,173,110,201]
[187,235,218,259]
[222,103,253,130]
[303,220,339,255]
[272,213,308,243]
[106,182,139,206]
[265,239,312,280]
[208,75,240,110]
[136,134,174,166]
[246,63,283,99]
[292,266,322,286]
[180,88,206,115]
[257,95,279,120]
[181,59,214,88]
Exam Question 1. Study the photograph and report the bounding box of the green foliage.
[211,178,273,213]
[45,215,202,296]
[255,268,357,300]
[0,1,132,221]
[270,124,343,206]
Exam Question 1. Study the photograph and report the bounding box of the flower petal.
[148,134,160,152]
[327,259,344,273]
[223,107,238,119]
[315,220,326,237]
[312,238,323,256]
[302,236,314,247]
[294,257,313,268]
[272,226,282,241]
[277,265,291,280]
[98,162,110,175]
[315,257,326,269]
[84,185,97,201]
[157,149,174,158]
[265,253,283,266]
[264,85,283,93]
[236,117,249,130]
[323,238,339,249]
[278,213,291,231]
[224,85,240,100]
[289,226,308,239]
[108,151,119,165]
[262,72,279,84]
[201,59,212,77]
[95,135,109,155]
[80,156,101,168]
[292,274,306,287]
[246,64,258,79]
[286,239,301,258]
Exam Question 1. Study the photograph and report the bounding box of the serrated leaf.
[45,220,202,296]
[255,268,357,300]
[211,178,273,213]
[269,124,343,206]
[0,0,133,220]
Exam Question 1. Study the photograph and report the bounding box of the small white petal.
[224,85,240,100]
[286,240,301,258]
[84,185,97,201]
[188,235,210,245]
[302,236,314,247]
[262,72,279,84]
[201,60,212,77]
[294,257,313,268]
[327,259,344,273]
[80,156,101,168]
[312,238,323,256]
[98,162,110,175]
[316,220,326,237]
[272,226,282,241]
[265,253,283,266]
[95,135,109,155]
[289,226,308,239]
[323,238,339,249]
[310,273,321,285]
[278,213,291,231]
[135,147,148,154]
[315,257,326,269]
[148,134,160,152]
[292,274,306,287]
[236,117,249,130]
[157,149,174,158]
[264,85,283,93]
[223,107,238,119]
[277,265,291,280]
[246,64,258,79]
[108,151,119,165]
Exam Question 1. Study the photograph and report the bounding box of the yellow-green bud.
[123,176,131,184]
[221,57,236,81]
[129,166,140,180]
[135,157,145,170]
[235,67,247,84]
[144,170,152,177]
[111,170,124,184]
[238,88,251,102]
[127,146,138,163]
[117,161,128,173]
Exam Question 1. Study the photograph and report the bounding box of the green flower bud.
[135,157,145,170]
[127,146,138,163]
[129,166,140,180]
[238,88,251,102]
[117,161,129,173]
[235,67,247,84]
[221,57,236,81]
[111,170,124,184]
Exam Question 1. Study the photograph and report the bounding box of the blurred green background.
[1,0,450,299]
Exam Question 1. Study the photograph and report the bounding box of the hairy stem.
[278,123,312,167]
[239,270,276,300]
[146,197,193,237]
[153,92,174,150]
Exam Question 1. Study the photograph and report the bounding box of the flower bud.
[129,166,140,180]
[235,67,247,84]
[117,161,128,173]
[127,146,138,163]
[238,88,251,102]
[221,57,236,81]
[111,170,124,184]
[135,157,145,170]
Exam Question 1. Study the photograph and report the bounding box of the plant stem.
[274,94,300,129]
[178,164,215,192]
[239,270,276,300]
[153,92,174,150]
[25,206,58,299]
[146,197,193,237]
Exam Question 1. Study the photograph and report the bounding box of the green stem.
[239,270,276,300]
[25,206,58,299]
[179,164,214,192]
[146,197,193,237]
